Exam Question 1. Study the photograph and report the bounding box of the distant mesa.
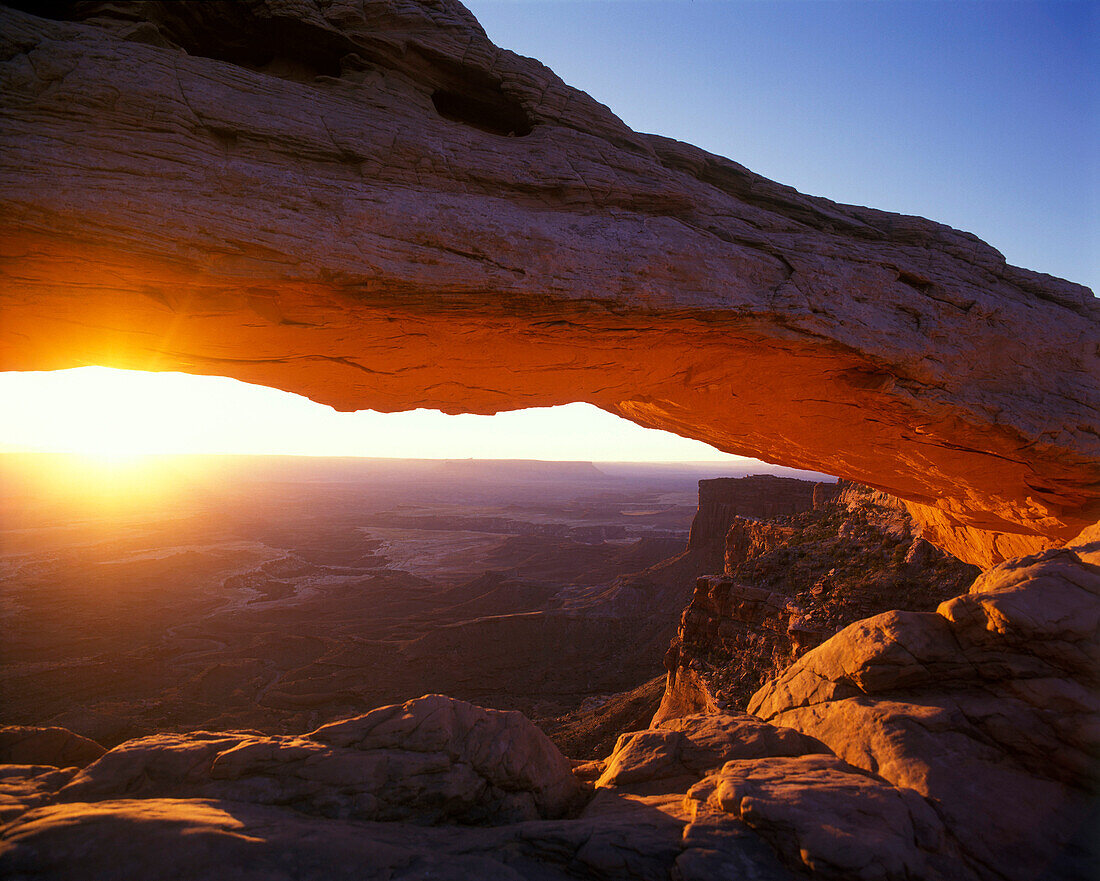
[431,459,607,481]
[685,474,831,571]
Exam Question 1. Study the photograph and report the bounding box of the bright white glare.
[0,367,747,463]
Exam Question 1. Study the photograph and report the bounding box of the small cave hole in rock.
[896,269,934,293]
[431,88,533,137]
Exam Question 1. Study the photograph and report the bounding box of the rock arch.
[0,0,1096,568]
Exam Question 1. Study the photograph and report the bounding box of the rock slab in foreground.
[53,694,585,825]
[685,754,949,881]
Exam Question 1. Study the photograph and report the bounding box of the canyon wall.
[1,1,1097,567]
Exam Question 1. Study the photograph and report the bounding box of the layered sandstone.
[0,705,962,881]
[50,695,585,825]
[0,1,1096,565]
[0,3,1097,878]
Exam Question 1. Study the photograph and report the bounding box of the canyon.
[0,455,755,746]
[2,460,1025,879]
[0,1,1097,879]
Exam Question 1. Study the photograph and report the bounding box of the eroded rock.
[596,713,825,790]
[655,483,978,721]
[0,726,105,769]
[0,795,687,881]
[684,754,950,880]
[687,476,820,572]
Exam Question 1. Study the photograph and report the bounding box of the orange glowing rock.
[0,2,1096,567]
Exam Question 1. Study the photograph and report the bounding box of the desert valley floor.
[0,454,801,751]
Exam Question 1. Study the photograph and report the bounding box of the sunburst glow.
[0,367,746,463]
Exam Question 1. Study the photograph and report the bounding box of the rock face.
[684,754,951,881]
[0,1,1097,566]
[595,712,826,790]
[1,795,697,881]
[686,475,823,571]
[656,483,979,721]
[585,711,962,881]
[748,536,1100,881]
[1,2,1098,878]
[724,517,799,571]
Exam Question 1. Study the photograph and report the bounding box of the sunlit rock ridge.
[0,0,1096,565]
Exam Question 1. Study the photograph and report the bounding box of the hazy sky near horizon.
[0,368,746,462]
[2,1,1094,462]
[468,0,1097,291]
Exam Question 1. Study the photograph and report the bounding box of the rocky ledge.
[748,528,1100,881]
[3,521,1098,881]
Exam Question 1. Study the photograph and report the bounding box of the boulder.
[596,713,825,789]
[683,754,950,880]
[0,726,105,769]
[56,695,585,825]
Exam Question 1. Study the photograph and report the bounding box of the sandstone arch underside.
[1,1,1097,568]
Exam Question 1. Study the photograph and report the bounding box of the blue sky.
[467,0,1098,291]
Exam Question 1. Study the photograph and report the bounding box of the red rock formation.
[0,1,1096,566]
[655,484,979,722]
[748,532,1100,881]
[0,3,1097,878]
[724,517,799,571]
[52,695,584,825]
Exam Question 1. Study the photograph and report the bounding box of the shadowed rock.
[0,726,105,769]
[0,796,689,881]
[0,765,79,823]
[595,713,826,790]
[684,754,950,881]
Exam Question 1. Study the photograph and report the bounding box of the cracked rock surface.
[684,754,950,881]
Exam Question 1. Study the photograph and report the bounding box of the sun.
[0,366,249,458]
